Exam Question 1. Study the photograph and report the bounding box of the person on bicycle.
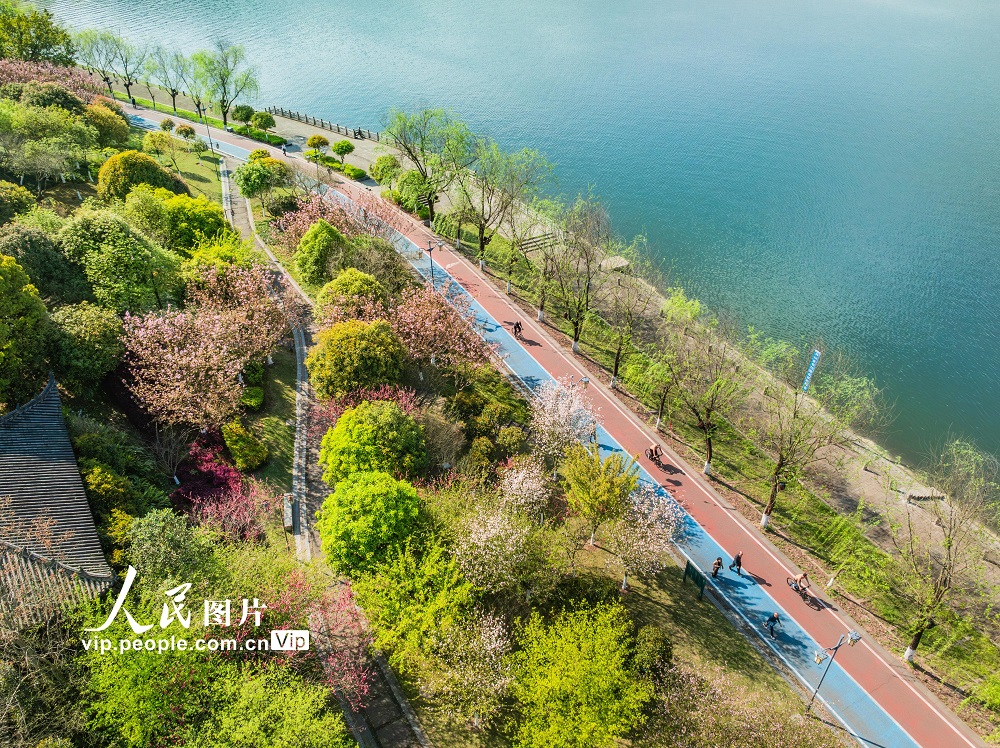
[512,320,522,338]
[649,443,663,462]
[793,572,811,593]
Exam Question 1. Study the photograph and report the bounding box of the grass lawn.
[173,149,223,204]
[248,347,297,491]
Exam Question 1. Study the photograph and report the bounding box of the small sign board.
[282,494,294,532]
[682,560,707,599]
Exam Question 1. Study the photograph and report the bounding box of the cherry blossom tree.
[605,484,684,591]
[341,187,409,240]
[498,456,551,519]
[273,193,357,251]
[530,377,601,468]
[454,507,531,592]
[420,613,513,730]
[189,478,280,542]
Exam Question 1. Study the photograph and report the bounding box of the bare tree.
[147,46,189,114]
[197,40,259,128]
[604,243,660,389]
[111,36,149,104]
[887,440,999,662]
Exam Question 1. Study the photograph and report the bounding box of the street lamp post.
[807,631,862,713]
[425,240,436,285]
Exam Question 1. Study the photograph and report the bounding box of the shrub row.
[306,151,367,181]
[233,124,286,146]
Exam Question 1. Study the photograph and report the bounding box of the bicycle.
[787,577,815,604]
[644,447,663,467]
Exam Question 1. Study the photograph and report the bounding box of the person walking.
[729,550,744,576]
[712,557,723,578]
[763,611,780,639]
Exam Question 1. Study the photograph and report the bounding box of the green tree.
[316,268,387,317]
[97,150,188,202]
[295,218,349,285]
[83,101,130,148]
[0,253,48,408]
[51,301,123,395]
[232,103,255,127]
[197,40,259,128]
[307,320,405,399]
[370,154,400,186]
[354,538,475,675]
[305,133,329,154]
[318,400,428,485]
[126,508,215,590]
[331,139,354,165]
[17,82,84,113]
[249,111,274,133]
[316,470,420,573]
[0,3,75,64]
[511,604,652,748]
[0,224,90,304]
[124,185,226,253]
[231,156,290,214]
[191,665,354,748]
[0,178,34,225]
[383,108,476,221]
[561,442,638,546]
[60,210,181,312]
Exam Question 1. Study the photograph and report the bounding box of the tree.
[331,138,354,165]
[60,210,181,313]
[197,40,259,128]
[318,399,428,485]
[370,154,400,186]
[51,301,123,395]
[249,110,274,133]
[353,538,475,676]
[888,440,999,662]
[498,456,551,518]
[454,507,531,592]
[97,149,187,202]
[142,130,179,170]
[83,101,130,148]
[181,51,213,122]
[548,196,611,352]
[0,253,48,408]
[231,156,290,214]
[307,320,405,400]
[232,103,255,127]
[0,4,74,65]
[316,267,387,322]
[0,177,33,225]
[511,604,653,748]
[457,139,551,262]
[561,442,639,546]
[530,377,600,468]
[316,470,421,573]
[127,508,215,590]
[123,185,226,253]
[605,246,659,389]
[146,45,188,114]
[0,224,90,304]
[295,218,349,285]
[605,484,682,590]
[306,133,329,154]
[110,36,149,104]
[660,316,746,475]
[73,29,119,99]
[383,108,477,221]
[741,343,883,528]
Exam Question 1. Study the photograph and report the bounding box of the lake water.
[45,0,1000,465]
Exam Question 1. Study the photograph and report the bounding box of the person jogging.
[729,550,744,576]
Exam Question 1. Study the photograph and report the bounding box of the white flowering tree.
[454,507,531,592]
[606,484,684,591]
[530,376,601,468]
[420,613,514,730]
[498,456,551,519]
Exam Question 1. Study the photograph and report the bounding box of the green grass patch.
[247,347,297,490]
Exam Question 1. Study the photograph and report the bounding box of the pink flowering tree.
[341,188,409,240]
[272,193,357,251]
[530,377,601,467]
[308,384,418,441]
[0,60,101,100]
[390,285,494,387]
[189,477,280,542]
[498,456,551,520]
[605,484,684,591]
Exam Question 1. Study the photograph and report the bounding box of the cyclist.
[792,572,811,594]
[648,443,663,463]
[512,320,523,339]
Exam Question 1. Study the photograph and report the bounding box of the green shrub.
[222,419,269,471]
[0,224,90,304]
[240,386,264,411]
[248,148,269,162]
[496,425,525,457]
[243,360,265,386]
[295,219,349,285]
[306,320,405,399]
[416,206,430,220]
[51,301,124,395]
[316,470,420,573]
[466,436,494,477]
[232,125,286,146]
[344,165,367,181]
[371,155,400,185]
[633,624,673,675]
[0,179,35,225]
[318,400,428,484]
[263,193,299,216]
[97,150,188,202]
[316,268,387,316]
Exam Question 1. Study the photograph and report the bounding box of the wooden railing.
[266,107,381,141]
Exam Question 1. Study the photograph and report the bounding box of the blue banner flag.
[802,349,822,392]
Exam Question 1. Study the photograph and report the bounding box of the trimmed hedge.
[306,152,367,181]
[233,124,287,146]
[221,419,269,471]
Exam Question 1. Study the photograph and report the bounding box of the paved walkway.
[129,107,985,748]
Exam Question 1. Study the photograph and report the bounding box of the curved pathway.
[132,107,983,748]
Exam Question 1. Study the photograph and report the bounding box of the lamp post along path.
[807,631,862,713]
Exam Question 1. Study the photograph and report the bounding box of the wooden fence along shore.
[266,107,381,141]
